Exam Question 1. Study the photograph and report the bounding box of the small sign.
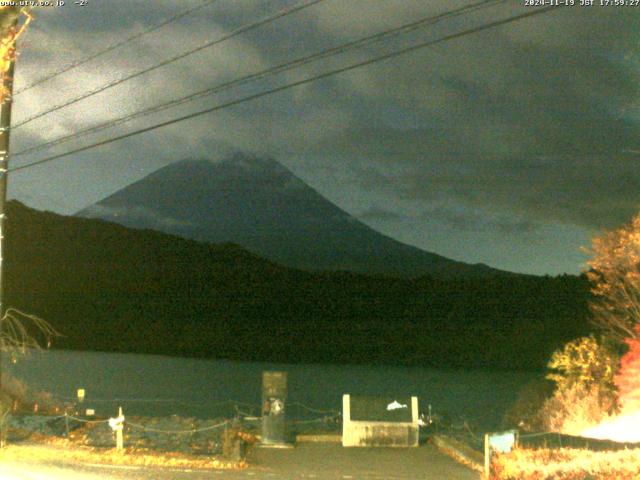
[489,430,517,453]
[262,371,287,397]
[85,408,95,416]
[485,430,518,478]
[77,389,85,402]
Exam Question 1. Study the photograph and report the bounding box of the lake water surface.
[5,350,535,432]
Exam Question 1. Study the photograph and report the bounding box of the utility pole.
[0,6,22,448]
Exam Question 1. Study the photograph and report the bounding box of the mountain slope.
[77,153,500,278]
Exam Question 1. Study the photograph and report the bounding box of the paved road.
[1,443,480,480]
[247,443,481,479]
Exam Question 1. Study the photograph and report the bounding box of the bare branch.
[0,308,60,359]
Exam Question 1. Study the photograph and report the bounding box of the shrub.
[539,383,612,435]
[540,336,619,434]
[0,374,66,415]
[491,447,640,479]
[0,374,28,415]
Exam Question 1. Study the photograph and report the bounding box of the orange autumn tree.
[615,323,640,414]
[533,214,640,434]
[0,6,32,102]
[586,213,640,342]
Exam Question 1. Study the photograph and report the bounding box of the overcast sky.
[7,0,640,275]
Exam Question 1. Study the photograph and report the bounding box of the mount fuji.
[77,153,503,278]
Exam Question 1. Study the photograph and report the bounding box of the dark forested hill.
[5,200,592,370]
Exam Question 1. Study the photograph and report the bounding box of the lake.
[4,349,535,433]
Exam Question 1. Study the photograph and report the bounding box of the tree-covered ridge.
[4,200,592,370]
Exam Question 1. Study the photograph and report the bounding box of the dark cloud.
[311,123,640,230]
[9,1,640,274]
[423,207,541,236]
[360,205,540,236]
[295,5,640,231]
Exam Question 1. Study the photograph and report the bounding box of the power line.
[10,5,559,174]
[15,0,220,96]
[14,0,506,158]
[11,0,326,130]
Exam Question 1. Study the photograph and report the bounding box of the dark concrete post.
[261,371,287,445]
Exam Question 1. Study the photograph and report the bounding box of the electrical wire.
[11,0,327,130]
[13,0,506,159]
[14,0,220,95]
[10,5,559,174]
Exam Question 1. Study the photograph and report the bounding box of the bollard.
[108,406,125,452]
[116,407,123,451]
